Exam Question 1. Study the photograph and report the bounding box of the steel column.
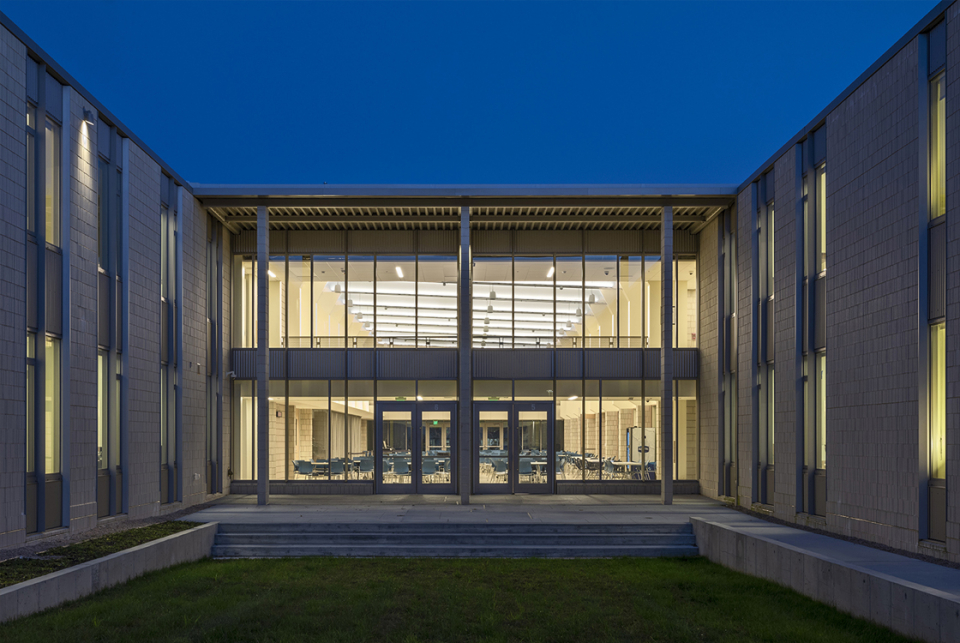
[661,205,674,504]
[458,206,472,504]
[256,205,270,505]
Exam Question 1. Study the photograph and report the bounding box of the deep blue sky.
[2,1,940,185]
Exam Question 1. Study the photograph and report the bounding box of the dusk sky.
[2,0,941,186]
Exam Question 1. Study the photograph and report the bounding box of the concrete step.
[216,522,694,535]
[215,533,697,547]
[211,522,699,558]
[211,543,700,559]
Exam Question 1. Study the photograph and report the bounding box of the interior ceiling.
[206,204,725,233]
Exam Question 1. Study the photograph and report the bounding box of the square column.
[661,206,674,504]
[458,206,472,505]
[256,205,270,505]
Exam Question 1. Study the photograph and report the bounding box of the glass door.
[515,403,552,494]
[419,402,457,493]
[473,402,553,494]
[474,404,511,494]
[376,401,457,494]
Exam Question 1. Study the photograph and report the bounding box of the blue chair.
[519,459,534,482]
[394,459,411,481]
[422,459,438,483]
[492,458,508,481]
[297,460,317,478]
[603,460,619,480]
[357,457,374,480]
[330,460,345,480]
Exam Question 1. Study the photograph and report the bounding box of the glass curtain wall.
[470,254,691,349]
[236,255,459,349]
[553,379,696,482]
[234,379,451,482]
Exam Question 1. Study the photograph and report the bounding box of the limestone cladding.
[698,218,720,498]
[0,24,27,549]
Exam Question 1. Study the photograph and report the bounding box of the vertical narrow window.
[160,207,168,300]
[817,165,826,272]
[930,323,946,479]
[675,259,697,348]
[930,74,946,219]
[268,256,286,348]
[160,367,167,466]
[26,333,36,473]
[44,337,60,474]
[617,256,642,348]
[584,257,617,347]
[767,205,775,295]
[767,366,775,466]
[802,180,809,276]
[816,354,826,470]
[97,159,109,267]
[98,350,108,470]
[26,108,36,234]
[44,119,60,248]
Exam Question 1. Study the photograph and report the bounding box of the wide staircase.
[211,522,700,558]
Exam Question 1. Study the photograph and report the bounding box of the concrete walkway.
[188,494,735,525]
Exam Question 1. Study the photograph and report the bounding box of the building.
[0,1,957,565]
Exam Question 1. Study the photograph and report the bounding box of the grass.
[0,556,916,643]
[0,521,197,589]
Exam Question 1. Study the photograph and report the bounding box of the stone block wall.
[0,24,27,549]
[698,218,719,499]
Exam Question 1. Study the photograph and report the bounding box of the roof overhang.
[195,184,737,235]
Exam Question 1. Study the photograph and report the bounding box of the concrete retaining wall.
[691,518,960,643]
[0,521,217,623]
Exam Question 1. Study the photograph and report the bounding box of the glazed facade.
[0,2,958,563]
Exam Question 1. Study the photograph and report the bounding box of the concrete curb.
[0,521,218,624]
[690,517,960,643]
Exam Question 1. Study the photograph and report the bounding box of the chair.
[422,459,438,483]
[519,459,534,482]
[330,460,345,480]
[393,459,411,482]
[492,458,508,482]
[602,459,620,480]
[297,460,317,478]
[357,457,374,480]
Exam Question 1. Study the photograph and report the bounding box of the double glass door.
[376,402,457,494]
[474,402,553,494]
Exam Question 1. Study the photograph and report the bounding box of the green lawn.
[0,556,915,643]
[0,521,196,589]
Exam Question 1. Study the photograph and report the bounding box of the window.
[617,257,643,347]
[930,323,946,479]
[44,336,60,474]
[26,333,36,474]
[417,256,457,347]
[817,164,826,273]
[44,118,60,247]
[557,256,584,348]
[375,256,416,346]
[675,260,698,348]
[473,257,512,348]
[584,256,617,347]
[930,74,946,219]
[767,366,775,466]
[816,354,826,470]
[98,350,108,470]
[767,205,775,296]
[347,257,374,347]
[268,256,285,348]
[26,107,36,234]
[514,257,555,348]
[312,256,346,347]
[98,159,109,267]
